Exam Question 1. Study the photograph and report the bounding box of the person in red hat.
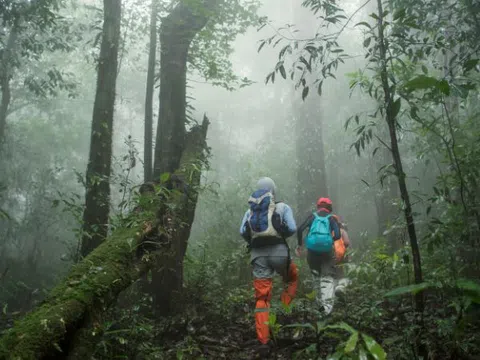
[296,197,342,315]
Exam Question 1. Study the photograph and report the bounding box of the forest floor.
[157,313,336,360]
[153,294,343,360]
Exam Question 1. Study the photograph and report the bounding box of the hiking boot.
[335,286,346,303]
[255,341,273,358]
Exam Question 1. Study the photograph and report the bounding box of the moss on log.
[0,119,209,360]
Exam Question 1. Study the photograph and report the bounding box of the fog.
[1,0,479,357]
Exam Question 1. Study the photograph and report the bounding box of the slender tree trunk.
[0,23,19,147]
[143,0,158,182]
[373,135,401,251]
[80,0,122,258]
[376,0,424,312]
[295,94,328,216]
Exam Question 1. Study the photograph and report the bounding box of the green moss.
[0,225,147,360]
[0,123,209,360]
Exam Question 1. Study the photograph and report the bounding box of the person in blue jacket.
[239,177,298,353]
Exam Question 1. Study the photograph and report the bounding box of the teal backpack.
[305,213,334,253]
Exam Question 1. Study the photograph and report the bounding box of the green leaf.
[345,331,359,353]
[404,76,451,95]
[455,279,480,303]
[279,65,286,79]
[302,86,309,101]
[421,65,428,74]
[391,98,401,118]
[384,282,431,297]
[358,347,369,360]
[355,21,372,29]
[317,81,323,96]
[363,37,372,48]
[393,8,406,20]
[456,279,480,294]
[324,322,356,334]
[362,334,386,360]
[463,59,479,72]
[326,351,343,360]
[404,75,438,91]
[283,323,316,332]
[437,79,450,95]
[0,207,9,219]
[257,40,266,53]
[160,172,171,183]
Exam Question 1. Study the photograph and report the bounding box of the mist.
[1,0,479,358]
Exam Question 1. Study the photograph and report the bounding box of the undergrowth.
[87,237,480,360]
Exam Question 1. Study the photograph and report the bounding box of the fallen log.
[0,118,209,360]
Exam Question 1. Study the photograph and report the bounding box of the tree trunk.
[376,0,424,312]
[0,121,209,360]
[153,0,218,177]
[80,0,122,258]
[150,0,218,315]
[143,0,158,182]
[295,95,328,216]
[373,136,401,252]
[0,23,19,148]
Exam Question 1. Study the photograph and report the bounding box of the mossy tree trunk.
[0,120,209,360]
[80,0,122,258]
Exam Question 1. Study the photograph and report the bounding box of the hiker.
[295,197,343,315]
[239,176,298,350]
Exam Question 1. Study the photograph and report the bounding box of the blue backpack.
[305,212,333,253]
[247,189,281,239]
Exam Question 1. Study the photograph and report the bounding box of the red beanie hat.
[316,197,333,207]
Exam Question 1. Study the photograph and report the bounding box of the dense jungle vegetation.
[0,0,479,359]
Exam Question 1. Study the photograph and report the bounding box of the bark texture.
[80,0,122,258]
[143,0,158,182]
[0,120,209,360]
[150,0,218,315]
[153,0,218,177]
[0,22,18,147]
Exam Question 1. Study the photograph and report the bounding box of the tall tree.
[153,0,219,178]
[295,95,328,215]
[151,0,220,315]
[143,0,158,182]
[0,0,73,148]
[0,21,18,147]
[291,7,328,216]
[375,0,424,311]
[80,0,122,258]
